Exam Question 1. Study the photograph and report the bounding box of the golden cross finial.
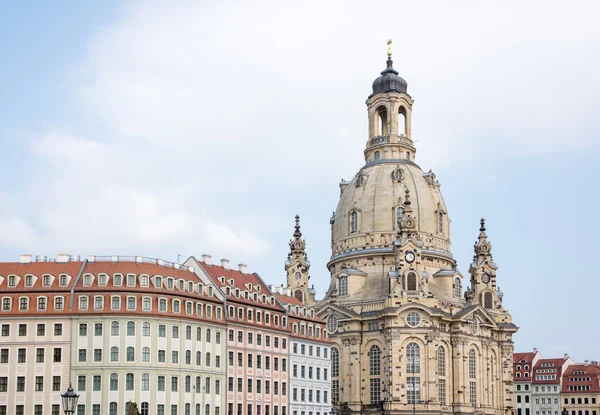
[387,39,392,58]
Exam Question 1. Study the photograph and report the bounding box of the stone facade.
[309,53,518,415]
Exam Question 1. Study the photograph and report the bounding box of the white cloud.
[3,0,599,267]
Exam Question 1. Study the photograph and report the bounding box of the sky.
[1,0,599,361]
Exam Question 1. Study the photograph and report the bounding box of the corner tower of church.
[311,43,517,415]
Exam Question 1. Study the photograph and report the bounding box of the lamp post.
[61,383,79,415]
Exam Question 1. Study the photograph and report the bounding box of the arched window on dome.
[374,151,380,160]
[406,152,410,161]
[294,290,304,303]
[438,212,444,234]
[406,272,417,292]
[396,206,404,229]
[398,106,407,137]
[375,105,388,136]
[453,278,461,298]
[350,211,358,233]
[339,276,348,296]
[484,291,493,309]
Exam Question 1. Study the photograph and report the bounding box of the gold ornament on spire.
[387,39,392,58]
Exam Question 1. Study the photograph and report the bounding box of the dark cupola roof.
[371,58,408,96]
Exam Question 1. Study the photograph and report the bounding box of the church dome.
[330,160,451,260]
[371,58,408,96]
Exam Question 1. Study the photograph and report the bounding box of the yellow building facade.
[311,49,518,415]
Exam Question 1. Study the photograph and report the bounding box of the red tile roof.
[532,358,569,384]
[562,364,600,393]
[198,261,284,311]
[0,261,84,290]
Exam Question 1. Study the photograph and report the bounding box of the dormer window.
[25,275,33,287]
[140,276,149,287]
[244,292,249,300]
[338,275,349,296]
[83,274,92,286]
[8,276,16,287]
[453,277,461,298]
[396,207,404,228]
[98,274,108,286]
[59,274,68,286]
[350,211,358,233]
[253,293,258,301]
[235,289,240,297]
[167,278,173,289]
[127,274,136,286]
[43,275,51,287]
[113,274,122,286]
[208,286,213,296]
[155,277,162,288]
[188,282,193,292]
[391,168,403,182]
[178,280,184,290]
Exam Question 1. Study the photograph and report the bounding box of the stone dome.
[330,160,451,261]
[371,58,408,96]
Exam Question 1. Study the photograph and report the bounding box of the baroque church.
[285,46,517,415]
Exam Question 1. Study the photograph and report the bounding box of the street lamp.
[61,383,79,415]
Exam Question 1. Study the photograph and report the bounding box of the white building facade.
[274,289,331,415]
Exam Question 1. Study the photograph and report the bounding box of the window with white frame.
[468,349,476,378]
[127,297,136,310]
[159,298,167,312]
[127,275,135,286]
[94,296,103,310]
[143,298,151,311]
[79,297,88,310]
[111,297,120,310]
[438,346,446,376]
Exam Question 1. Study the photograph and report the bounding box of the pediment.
[315,302,358,320]
[451,305,498,328]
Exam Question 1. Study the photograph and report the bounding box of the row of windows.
[331,344,488,406]
[292,364,328,380]
[0,347,62,364]
[0,322,63,337]
[565,398,598,405]
[81,273,212,294]
[227,351,287,371]
[77,296,222,318]
[75,402,219,415]
[1,294,223,318]
[348,209,444,235]
[227,329,286,348]
[291,388,329,403]
[0,375,62,392]
[79,322,222,342]
[291,322,325,338]
[292,343,328,357]
[0,405,61,415]
[77,374,221,393]
[2,273,70,288]
[226,378,288,395]
[228,403,286,415]
[77,347,220,366]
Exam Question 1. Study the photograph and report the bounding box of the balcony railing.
[369,135,390,146]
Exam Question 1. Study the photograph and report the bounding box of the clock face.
[482,272,491,284]
[405,251,415,263]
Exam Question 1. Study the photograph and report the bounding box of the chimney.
[564,353,569,359]
[533,347,538,353]
[56,254,69,263]
[201,254,212,265]
[19,254,32,264]
[238,263,247,274]
[585,359,590,366]
[88,255,96,262]
[220,258,230,270]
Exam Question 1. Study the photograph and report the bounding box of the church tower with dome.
[299,44,518,415]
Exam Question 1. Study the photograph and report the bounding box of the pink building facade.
[192,256,290,415]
